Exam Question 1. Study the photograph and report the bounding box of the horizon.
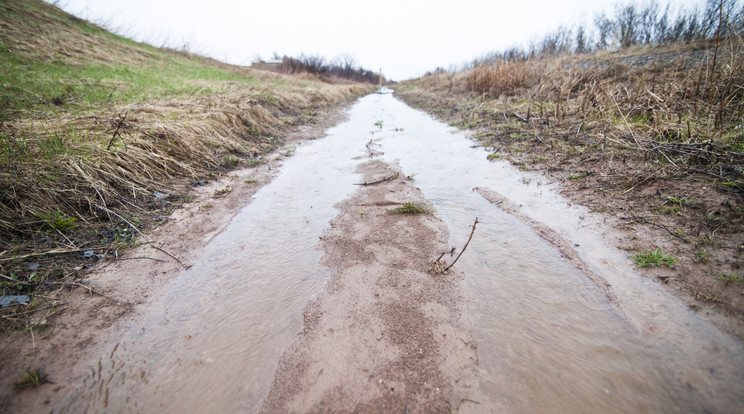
[55,0,710,81]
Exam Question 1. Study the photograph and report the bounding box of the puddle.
[59,93,744,413]
[58,120,369,413]
[368,93,744,412]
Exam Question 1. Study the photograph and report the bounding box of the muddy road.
[14,91,744,412]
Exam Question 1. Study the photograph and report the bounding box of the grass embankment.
[0,0,372,326]
[394,42,744,325]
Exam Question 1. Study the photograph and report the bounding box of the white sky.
[52,0,704,81]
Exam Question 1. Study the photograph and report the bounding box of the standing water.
[60,92,743,413]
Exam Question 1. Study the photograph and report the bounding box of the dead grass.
[0,0,372,315]
[394,40,744,331]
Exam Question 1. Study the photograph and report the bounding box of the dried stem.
[439,217,479,273]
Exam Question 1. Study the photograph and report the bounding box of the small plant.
[394,127,404,132]
[654,205,681,215]
[220,154,241,166]
[244,179,257,184]
[521,177,531,185]
[487,153,500,160]
[632,249,676,268]
[388,203,429,215]
[715,274,741,286]
[694,290,723,303]
[694,249,710,264]
[374,120,383,128]
[35,210,79,233]
[665,195,697,207]
[214,187,231,197]
[13,369,48,392]
[281,145,296,156]
[569,172,586,181]
[202,203,213,209]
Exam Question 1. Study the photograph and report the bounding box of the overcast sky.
[53,0,703,81]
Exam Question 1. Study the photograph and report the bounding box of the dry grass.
[0,0,373,307]
[394,39,744,326]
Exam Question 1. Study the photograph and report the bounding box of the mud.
[261,160,479,412]
[0,111,346,413]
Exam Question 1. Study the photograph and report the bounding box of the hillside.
[0,0,371,314]
[394,41,744,330]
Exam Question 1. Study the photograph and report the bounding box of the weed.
[244,179,257,184]
[521,177,531,185]
[13,369,48,392]
[534,156,548,163]
[374,120,383,128]
[388,203,429,215]
[394,127,404,132]
[214,187,231,197]
[654,205,681,215]
[715,274,741,286]
[632,249,676,268]
[34,210,78,233]
[220,154,241,166]
[694,290,723,303]
[487,153,500,160]
[202,203,213,209]
[694,249,710,264]
[665,195,697,207]
[281,146,296,156]
[569,172,586,181]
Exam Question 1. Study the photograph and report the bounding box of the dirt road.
[261,160,480,412]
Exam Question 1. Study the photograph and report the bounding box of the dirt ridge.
[260,160,480,412]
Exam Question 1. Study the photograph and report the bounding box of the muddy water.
[60,92,743,413]
[58,123,368,412]
[366,92,744,412]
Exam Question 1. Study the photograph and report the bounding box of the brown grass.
[0,0,373,307]
[394,40,744,331]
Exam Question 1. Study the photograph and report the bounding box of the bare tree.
[594,11,614,50]
[575,24,588,53]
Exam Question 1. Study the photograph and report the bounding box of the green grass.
[13,369,48,392]
[0,46,252,120]
[34,210,79,233]
[715,273,741,286]
[388,202,429,215]
[632,249,676,268]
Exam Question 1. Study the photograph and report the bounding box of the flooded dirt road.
[58,92,743,412]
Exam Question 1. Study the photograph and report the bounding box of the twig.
[115,256,165,263]
[0,248,106,262]
[106,112,128,150]
[94,204,190,269]
[654,147,679,170]
[353,172,399,186]
[608,93,644,151]
[621,216,690,244]
[51,281,124,305]
[441,217,479,272]
[1,304,64,320]
[0,273,35,286]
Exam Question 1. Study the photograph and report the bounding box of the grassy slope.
[0,0,371,311]
[394,43,744,332]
